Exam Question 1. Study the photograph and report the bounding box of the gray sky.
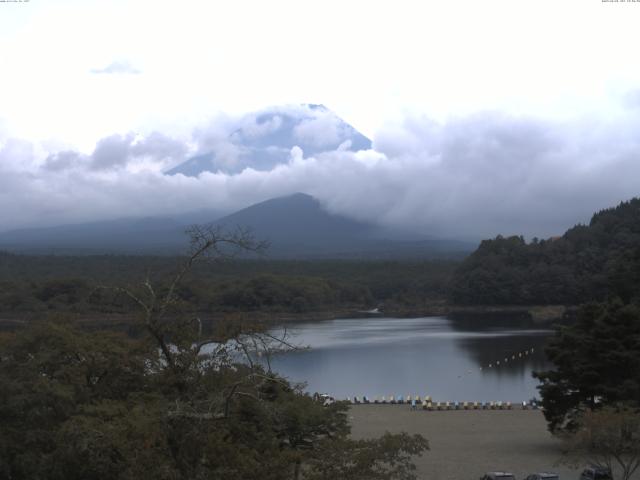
[1,0,640,238]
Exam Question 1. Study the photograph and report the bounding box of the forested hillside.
[450,198,640,305]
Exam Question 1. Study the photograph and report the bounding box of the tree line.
[450,198,640,305]
[0,255,456,316]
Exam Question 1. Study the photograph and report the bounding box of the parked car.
[579,466,612,480]
[524,473,559,480]
[316,393,335,406]
[480,472,516,480]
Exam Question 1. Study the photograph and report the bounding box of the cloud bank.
[1,104,640,240]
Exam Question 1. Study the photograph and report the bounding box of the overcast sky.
[1,0,640,238]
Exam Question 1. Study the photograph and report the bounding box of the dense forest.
[3,198,640,319]
[450,198,640,306]
[0,254,456,318]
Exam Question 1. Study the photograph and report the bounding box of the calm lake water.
[267,316,553,402]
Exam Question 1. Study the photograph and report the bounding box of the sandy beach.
[349,406,589,480]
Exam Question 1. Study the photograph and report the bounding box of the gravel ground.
[349,406,591,480]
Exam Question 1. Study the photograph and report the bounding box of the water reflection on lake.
[267,316,553,402]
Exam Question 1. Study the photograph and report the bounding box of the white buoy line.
[481,347,536,371]
[314,348,542,409]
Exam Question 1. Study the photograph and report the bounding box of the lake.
[267,316,553,403]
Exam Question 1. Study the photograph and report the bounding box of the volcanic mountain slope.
[211,193,475,258]
[0,193,474,258]
[166,104,372,176]
[0,211,222,254]
[213,193,374,252]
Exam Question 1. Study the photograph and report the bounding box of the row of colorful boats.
[345,395,540,410]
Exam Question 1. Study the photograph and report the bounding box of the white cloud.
[2,0,640,149]
[2,105,640,240]
[1,0,639,243]
[293,114,342,149]
[90,60,141,75]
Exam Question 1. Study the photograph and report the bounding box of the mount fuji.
[166,104,372,176]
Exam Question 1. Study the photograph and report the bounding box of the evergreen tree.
[534,301,640,433]
[451,197,640,306]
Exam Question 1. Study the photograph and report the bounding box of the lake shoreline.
[0,304,570,332]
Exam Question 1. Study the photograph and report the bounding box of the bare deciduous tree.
[107,225,268,368]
